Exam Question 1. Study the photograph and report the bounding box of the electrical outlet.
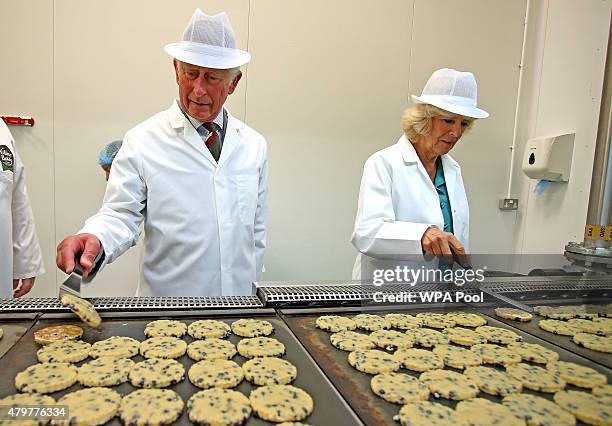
[499,198,519,210]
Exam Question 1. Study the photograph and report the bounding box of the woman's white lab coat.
[351,135,469,279]
[0,121,44,297]
[80,102,268,296]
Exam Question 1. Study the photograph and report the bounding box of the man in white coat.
[0,119,45,297]
[351,68,488,281]
[56,9,268,296]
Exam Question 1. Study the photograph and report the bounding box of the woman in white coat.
[351,68,489,280]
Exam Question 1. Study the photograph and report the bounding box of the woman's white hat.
[411,68,489,119]
[164,9,251,69]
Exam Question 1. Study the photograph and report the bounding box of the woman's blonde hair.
[401,104,476,141]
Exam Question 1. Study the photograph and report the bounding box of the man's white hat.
[411,68,489,119]
[164,9,251,69]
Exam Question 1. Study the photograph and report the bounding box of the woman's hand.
[421,226,469,267]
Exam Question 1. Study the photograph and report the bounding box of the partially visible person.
[351,68,489,280]
[0,119,44,297]
[93,138,142,297]
[98,140,123,181]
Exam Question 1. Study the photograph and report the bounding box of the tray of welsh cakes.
[479,296,611,368]
[281,305,611,426]
[0,299,361,426]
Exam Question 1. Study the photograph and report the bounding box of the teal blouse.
[434,157,454,234]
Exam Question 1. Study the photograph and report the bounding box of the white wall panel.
[247,0,414,280]
[515,0,610,260]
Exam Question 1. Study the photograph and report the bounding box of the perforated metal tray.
[0,296,263,313]
[482,279,612,293]
[481,278,612,304]
[257,282,482,306]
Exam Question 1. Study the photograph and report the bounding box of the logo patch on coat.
[0,145,14,172]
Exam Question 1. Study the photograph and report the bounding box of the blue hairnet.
[98,140,123,166]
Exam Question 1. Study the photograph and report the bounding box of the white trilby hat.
[164,9,251,69]
[411,68,489,119]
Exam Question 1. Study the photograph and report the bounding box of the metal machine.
[565,16,612,274]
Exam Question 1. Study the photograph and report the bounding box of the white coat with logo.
[80,101,268,296]
[0,121,44,297]
[351,135,469,279]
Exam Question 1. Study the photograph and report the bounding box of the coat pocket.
[0,170,13,188]
[235,174,259,226]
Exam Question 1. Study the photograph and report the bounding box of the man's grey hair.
[228,67,241,79]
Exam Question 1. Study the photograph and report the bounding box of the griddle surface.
[281,306,611,426]
[0,319,36,359]
[0,312,360,425]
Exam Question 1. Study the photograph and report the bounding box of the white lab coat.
[351,135,469,279]
[0,121,44,297]
[80,101,268,296]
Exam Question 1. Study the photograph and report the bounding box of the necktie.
[201,122,221,162]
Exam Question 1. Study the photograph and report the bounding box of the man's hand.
[56,233,101,279]
[421,226,469,267]
[13,277,35,298]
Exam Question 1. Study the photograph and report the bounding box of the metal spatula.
[59,258,85,298]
